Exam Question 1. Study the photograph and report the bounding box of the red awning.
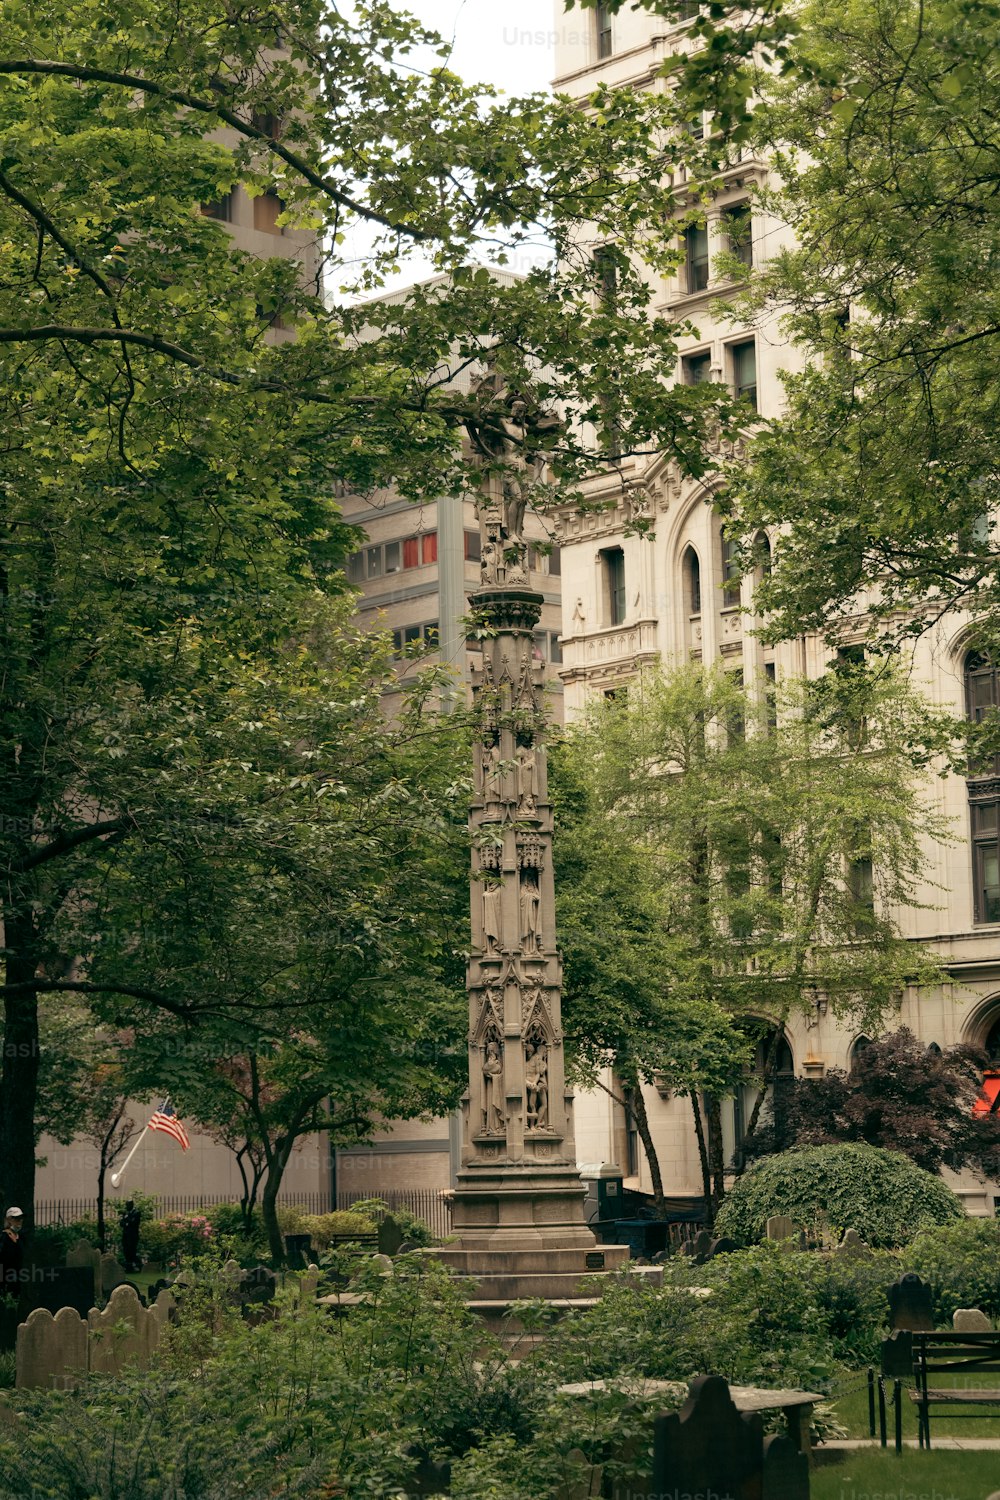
[973,1074,1000,1116]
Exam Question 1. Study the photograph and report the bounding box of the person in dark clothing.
[0,1208,24,1289]
[120,1201,141,1272]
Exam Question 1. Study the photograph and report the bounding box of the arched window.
[754,531,772,579]
[965,651,1000,921]
[985,1016,1000,1066]
[683,546,702,614]
[850,1034,874,1072]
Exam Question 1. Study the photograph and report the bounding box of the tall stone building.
[553,6,1000,1216]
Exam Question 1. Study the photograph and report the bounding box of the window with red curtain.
[973,1075,1000,1115]
[402,537,419,569]
[421,531,438,564]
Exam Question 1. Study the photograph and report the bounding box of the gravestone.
[100,1252,125,1296]
[243,1266,277,1304]
[762,1432,809,1500]
[705,1237,737,1261]
[377,1214,404,1257]
[371,1253,394,1277]
[880,1329,914,1378]
[66,1240,101,1302]
[954,1307,992,1332]
[120,1280,146,1307]
[652,1375,764,1500]
[298,1264,320,1303]
[16,1306,87,1390]
[88,1284,159,1375]
[766,1215,796,1241]
[148,1277,173,1303]
[685,1229,714,1265]
[836,1228,868,1258]
[150,1288,176,1328]
[887,1273,934,1332]
[19,1265,94,1320]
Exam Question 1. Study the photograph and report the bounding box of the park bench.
[910,1331,1000,1448]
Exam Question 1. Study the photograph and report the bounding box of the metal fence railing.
[337,1188,453,1241]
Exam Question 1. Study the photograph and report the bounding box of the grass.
[832,1377,1000,1443]
[813,1449,1000,1500]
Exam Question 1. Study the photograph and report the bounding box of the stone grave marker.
[88,1284,159,1375]
[298,1265,320,1303]
[285,1234,314,1270]
[685,1229,714,1265]
[100,1252,126,1296]
[243,1266,278,1305]
[954,1307,992,1331]
[16,1306,87,1390]
[66,1240,101,1302]
[652,1375,764,1500]
[150,1288,176,1328]
[761,1432,809,1500]
[887,1273,934,1332]
[705,1237,737,1261]
[371,1253,394,1277]
[377,1214,404,1257]
[836,1228,868,1258]
[880,1329,914,1378]
[765,1215,796,1242]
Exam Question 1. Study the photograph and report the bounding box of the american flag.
[146,1099,190,1151]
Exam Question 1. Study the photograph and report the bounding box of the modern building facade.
[553,5,1000,1217]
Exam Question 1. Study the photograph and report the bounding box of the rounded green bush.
[907,1218,1000,1322]
[715,1143,964,1248]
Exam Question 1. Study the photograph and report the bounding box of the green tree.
[556,662,948,1219]
[715,0,1000,647]
[0,0,753,1225]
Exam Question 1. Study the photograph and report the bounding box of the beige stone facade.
[553,6,1000,1218]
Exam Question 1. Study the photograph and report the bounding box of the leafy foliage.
[906,1218,1000,1324]
[747,1027,1000,1178]
[715,1143,964,1248]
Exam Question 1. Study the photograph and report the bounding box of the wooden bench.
[910,1331,1000,1448]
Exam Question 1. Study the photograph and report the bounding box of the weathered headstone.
[765,1215,796,1241]
[705,1237,737,1260]
[88,1284,159,1375]
[299,1264,320,1302]
[761,1432,809,1500]
[953,1307,992,1332]
[150,1288,176,1328]
[836,1228,868,1258]
[887,1273,934,1332]
[16,1306,87,1390]
[371,1253,394,1277]
[880,1329,914,1378]
[377,1214,404,1257]
[100,1252,125,1296]
[243,1266,277,1304]
[652,1375,763,1500]
[66,1240,101,1302]
[685,1229,714,1265]
[284,1234,314,1270]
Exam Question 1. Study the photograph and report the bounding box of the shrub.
[715,1143,964,1248]
[906,1218,1000,1323]
[278,1208,376,1248]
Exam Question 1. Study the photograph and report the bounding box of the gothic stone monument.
[438,380,628,1297]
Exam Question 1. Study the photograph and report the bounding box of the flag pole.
[110,1098,168,1189]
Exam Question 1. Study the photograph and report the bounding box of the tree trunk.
[96,1160,107,1251]
[261,1140,294,1267]
[624,1083,667,1217]
[705,1094,727,1217]
[0,918,40,1235]
[689,1092,714,1230]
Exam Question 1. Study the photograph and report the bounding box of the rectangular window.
[424,621,439,647]
[727,668,746,744]
[971,796,1000,922]
[347,552,364,584]
[365,545,382,579]
[722,535,741,606]
[724,202,753,269]
[548,546,561,577]
[848,855,874,909]
[403,536,419,569]
[550,632,563,664]
[764,662,778,732]
[731,339,757,411]
[682,351,712,386]
[421,532,438,565]
[201,191,234,222]
[253,190,284,235]
[391,629,403,656]
[685,224,710,293]
[404,625,421,646]
[384,540,401,574]
[596,2,613,58]
[533,632,547,662]
[602,546,627,626]
[464,529,481,562]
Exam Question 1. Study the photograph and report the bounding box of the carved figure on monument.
[482,879,503,954]
[483,743,506,805]
[481,539,506,587]
[482,1038,506,1135]
[519,868,542,952]
[515,743,538,812]
[525,1039,549,1130]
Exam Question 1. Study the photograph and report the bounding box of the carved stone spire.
[448,377,595,1252]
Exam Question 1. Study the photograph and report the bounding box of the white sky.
[333,2,560,296]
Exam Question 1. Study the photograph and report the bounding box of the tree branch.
[11,817,130,874]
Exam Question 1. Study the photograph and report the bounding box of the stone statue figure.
[525,1040,549,1130]
[482,880,503,954]
[515,744,538,811]
[482,1040,505,1135]
[482,743,505,804]
[519,869,541,952]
